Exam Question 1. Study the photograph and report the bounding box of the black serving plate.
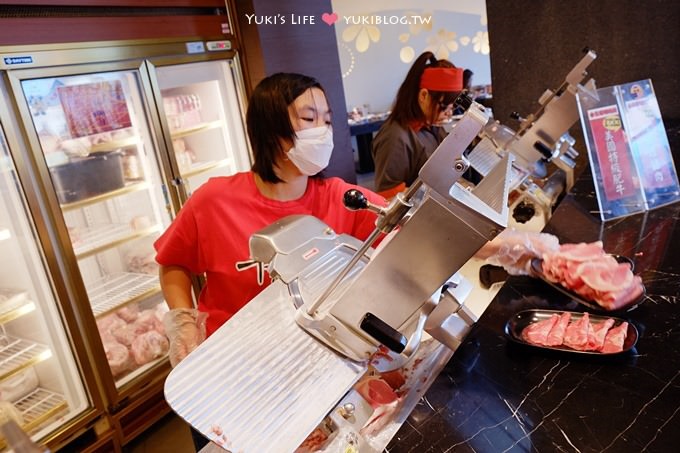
[530,255,645,312]
[505,309,638,355]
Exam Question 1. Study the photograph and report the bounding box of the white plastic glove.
[478,229,560,276]
[163,308,207,367]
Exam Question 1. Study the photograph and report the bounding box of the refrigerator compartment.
[15,388,67,435]
[71,222,161,260]
[0,388,67,450]
[98,298,168,381]
[49,151,125,204]
[89,272,160,318]
[163,94,203,132]
[0,337,51,385]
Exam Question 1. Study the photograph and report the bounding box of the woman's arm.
[159,264,195,309]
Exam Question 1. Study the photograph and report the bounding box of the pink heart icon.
[322,12,338,26]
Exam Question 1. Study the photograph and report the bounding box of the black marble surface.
[388,136,680,452]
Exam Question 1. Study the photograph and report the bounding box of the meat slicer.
[466,49,599,231]
[164,96,514,452]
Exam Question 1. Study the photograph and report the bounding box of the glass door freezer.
[1,39,254,445]
[5,60,174,409]
[0,96,100,450]
[147,56,251,199]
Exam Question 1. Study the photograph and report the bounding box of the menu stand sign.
[576,79,680,221]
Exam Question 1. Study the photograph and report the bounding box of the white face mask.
[287,125,334,175]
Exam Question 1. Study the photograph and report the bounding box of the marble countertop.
[388,166,680,452]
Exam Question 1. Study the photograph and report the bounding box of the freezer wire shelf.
[89,272,160,317]
[181,158,231,179]
[60,181,150,211]
[0,335,51,382]
[0,300,35,325]
[170,119,222,139]
[17,388,67,435]
[89,135,141,153]
[73,223,161,259]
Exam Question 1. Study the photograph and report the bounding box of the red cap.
[420,67,463,92]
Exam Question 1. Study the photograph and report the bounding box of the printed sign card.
[57,80,132,139]
[577,79,680,221]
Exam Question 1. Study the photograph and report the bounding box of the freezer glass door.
[0,119,89,446]
[155,59,251,196]
[19,70,172,389]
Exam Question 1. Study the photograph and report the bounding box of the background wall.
[486,0,680,134]
[331,0,490,114]
[235,0,358,183]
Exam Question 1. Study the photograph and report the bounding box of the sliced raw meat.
[380,370,406,391]
[545,312,571,346]
[355,375,399,408]
[597,276,644,310]
[601,322,628,353]
[586,318,616,351]
[540,241,643,311]
[558,241,605,261]
[578,259,633,293]
[295,427,330,453]
[522,314,559,345]
[563,313,590,350]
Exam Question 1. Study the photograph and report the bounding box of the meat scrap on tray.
[540,241,644,310]
[522,312,628,353]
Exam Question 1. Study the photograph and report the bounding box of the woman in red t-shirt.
[155,73,385,367]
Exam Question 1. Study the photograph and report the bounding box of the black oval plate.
[530,255,645,312]
[505,309,638,355]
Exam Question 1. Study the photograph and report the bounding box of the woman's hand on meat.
[477,229,560,275]
[163,308,207,367]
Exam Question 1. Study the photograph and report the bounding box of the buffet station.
[162,48,679,452]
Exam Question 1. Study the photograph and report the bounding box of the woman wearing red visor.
[372,52,463,199]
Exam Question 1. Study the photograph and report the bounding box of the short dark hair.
[247,72,326,183]
[389,52,459,127]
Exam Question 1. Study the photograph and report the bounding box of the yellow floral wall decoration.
[472,31,490,55]
[342,21,381,53]
[426,28,459,60]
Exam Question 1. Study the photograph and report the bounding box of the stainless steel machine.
[164,95,516,452]
[466,49,599,231]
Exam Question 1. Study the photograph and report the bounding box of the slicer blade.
[164,280,367,453]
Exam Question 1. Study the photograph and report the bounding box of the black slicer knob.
[343,189,368,211]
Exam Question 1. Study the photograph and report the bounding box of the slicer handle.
[343,189,383,215]
[360,312,407,354]
[343,189,369,210]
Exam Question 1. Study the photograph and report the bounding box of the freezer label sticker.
[3,56,33,65]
